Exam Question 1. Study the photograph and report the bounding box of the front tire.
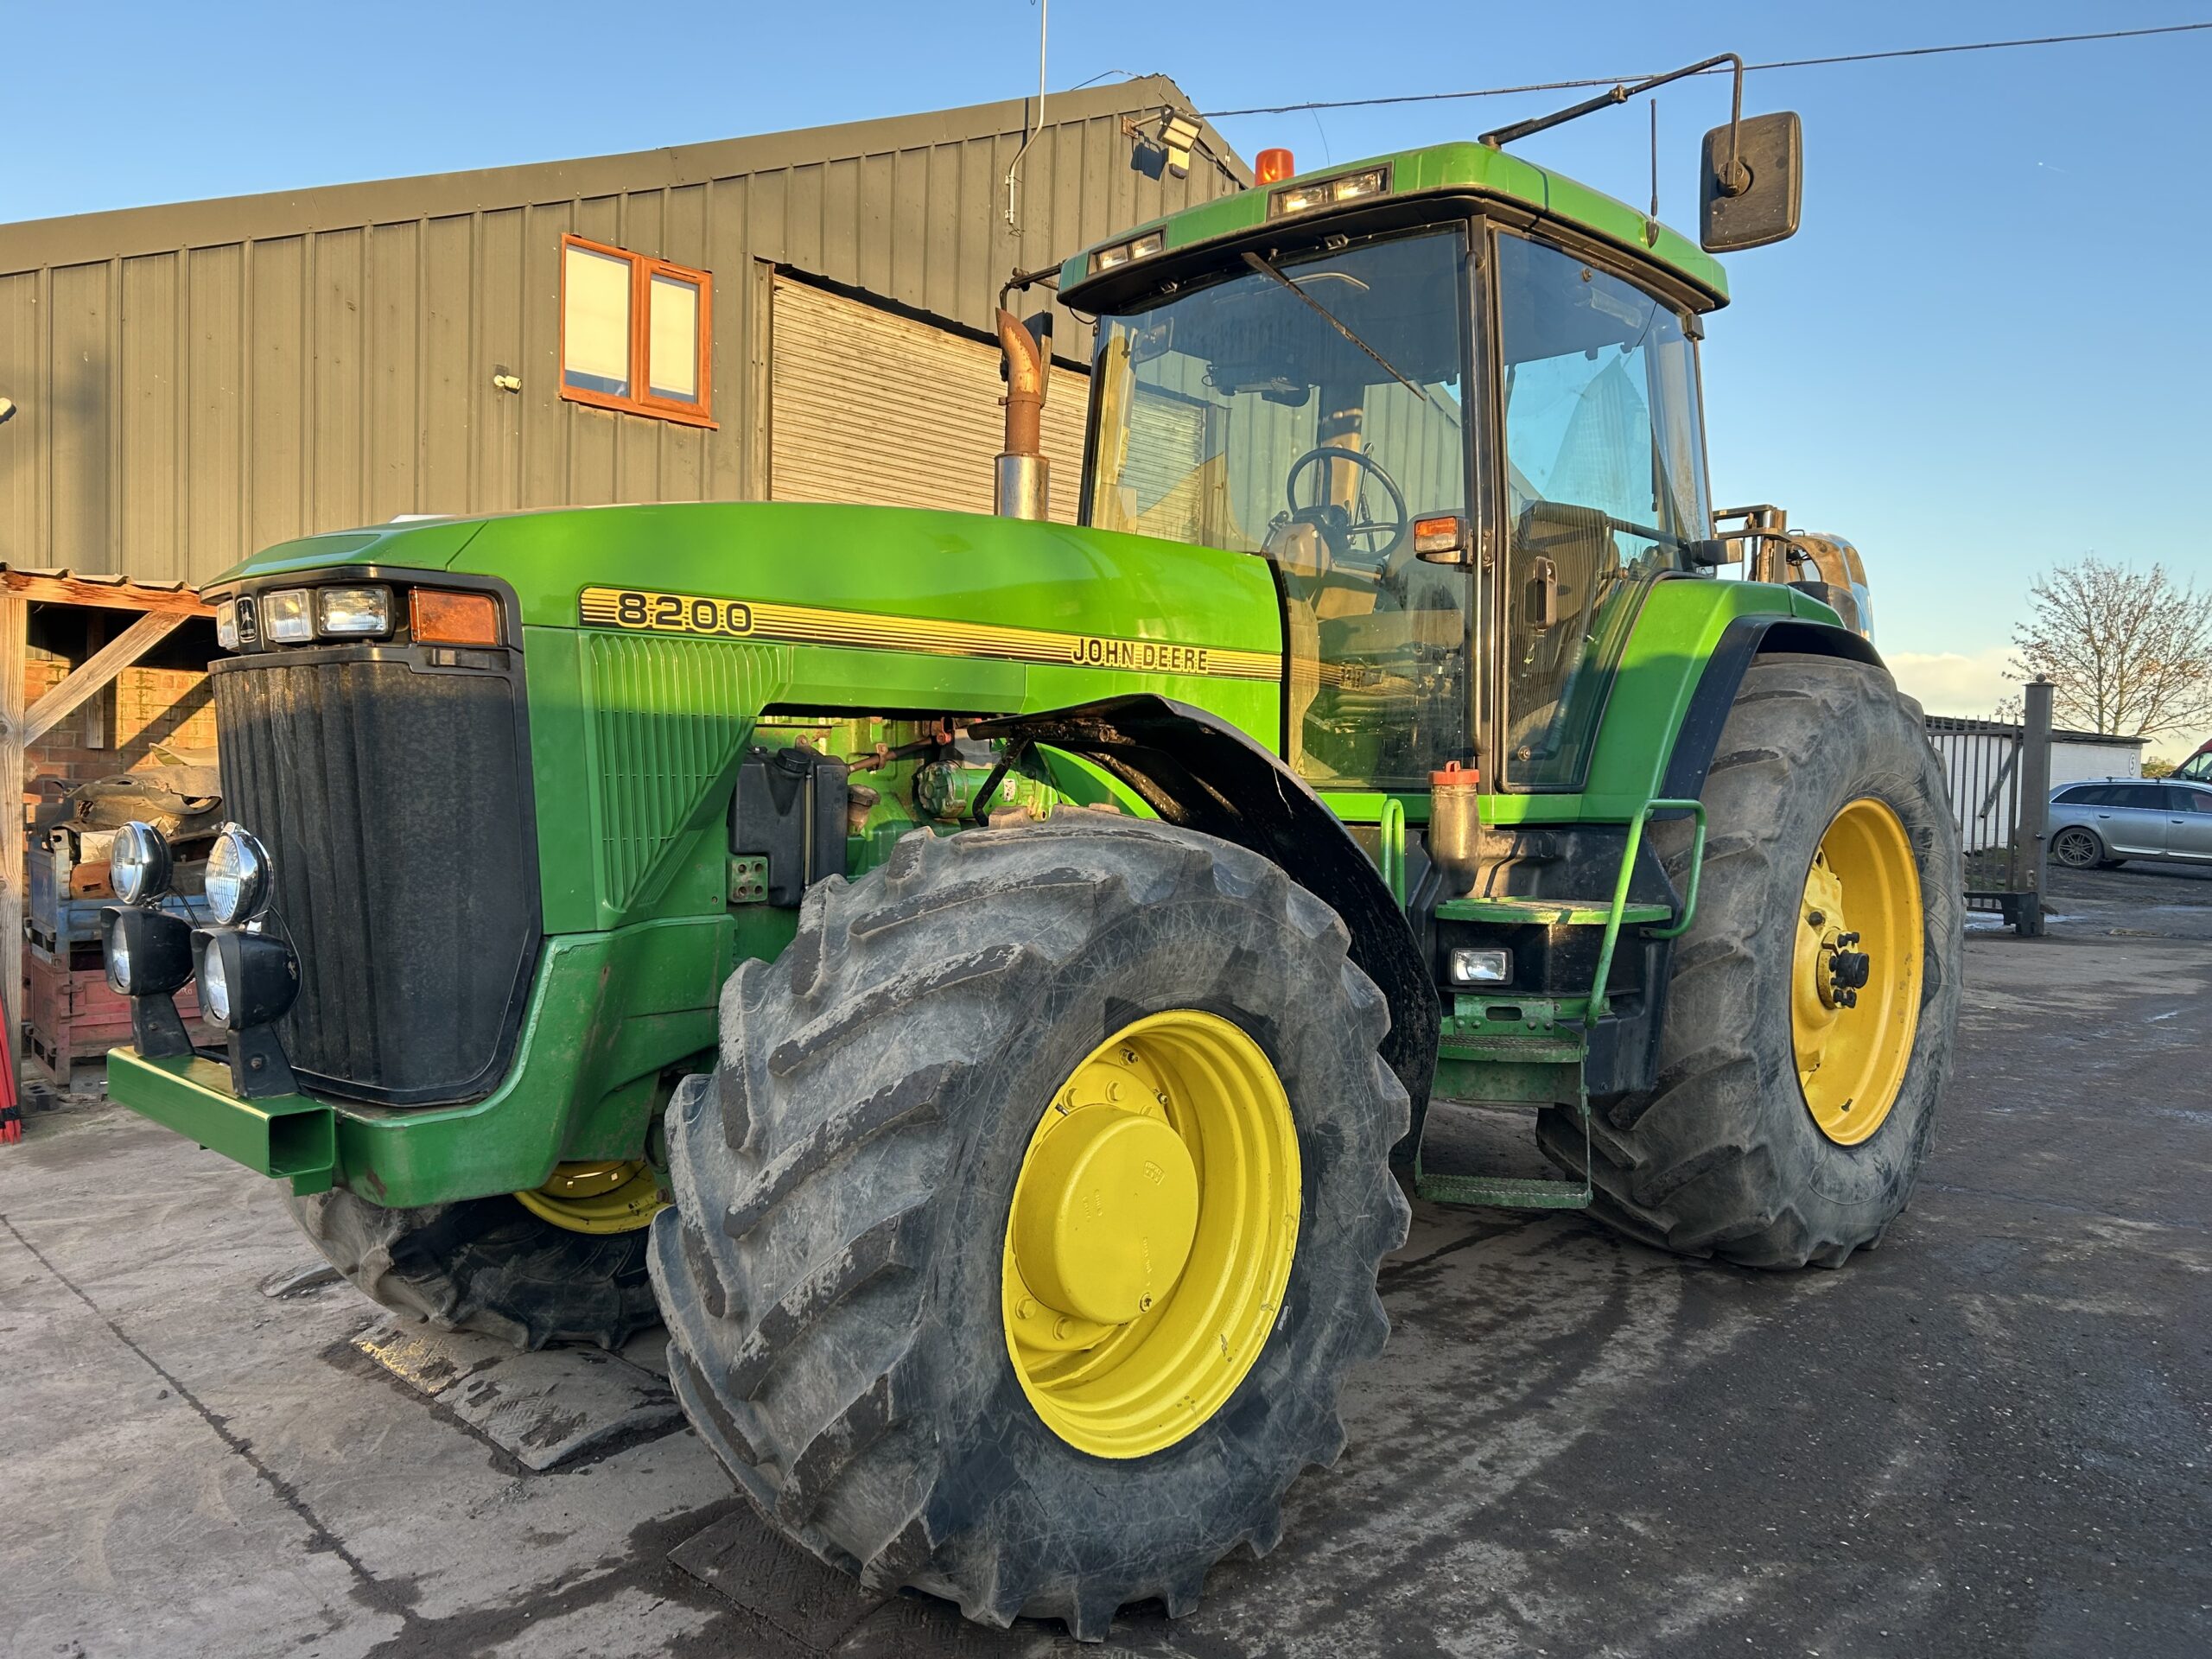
[285,1189,660,1349]
[1541,655,1964,1268]
[651,817,1408,1638]
[2050,825,2106,869]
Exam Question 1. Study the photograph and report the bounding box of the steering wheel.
[1285,445,1409,565]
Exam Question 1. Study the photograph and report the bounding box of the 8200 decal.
[579,586,754,639]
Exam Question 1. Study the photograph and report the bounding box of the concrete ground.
[2,863,2205,1659]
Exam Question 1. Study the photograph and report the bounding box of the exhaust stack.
[995,308,1051,519]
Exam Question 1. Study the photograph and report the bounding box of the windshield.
[2177,751,2212,784]
[1090,229,1473,790]
[1496,232,1711,789]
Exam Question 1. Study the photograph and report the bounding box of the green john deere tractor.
[105,72,1960,1639]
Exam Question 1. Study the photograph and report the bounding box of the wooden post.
[0,594,26,1060]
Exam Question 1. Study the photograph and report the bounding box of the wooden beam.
[0,569,213,617]
[24,610,189,746]
[0,594,25,1064]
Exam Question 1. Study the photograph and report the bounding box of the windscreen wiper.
[1240,251,1433,407]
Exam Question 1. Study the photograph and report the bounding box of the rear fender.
[972,696,1440,1116]
[1658,616,1886,802]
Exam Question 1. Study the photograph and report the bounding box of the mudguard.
[973,696,1440,1118]
[1658,615,1885,803]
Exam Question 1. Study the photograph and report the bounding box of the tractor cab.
[1062,141,1738,802]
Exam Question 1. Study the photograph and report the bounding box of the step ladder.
[1412,798,1706,1211]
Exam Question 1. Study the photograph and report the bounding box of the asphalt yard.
[2,861,2205,1658]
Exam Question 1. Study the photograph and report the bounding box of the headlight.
[216,600,240,652]
[206,825,272,925]
[1447,946,1512,986]
[264,588,314,643]
[198,936,232,1026]
[316,585,392,637]
[195,929,298,1032]
[104,906,194,996]
[111,821,173,905]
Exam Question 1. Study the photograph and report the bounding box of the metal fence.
[1923,682,2054,936]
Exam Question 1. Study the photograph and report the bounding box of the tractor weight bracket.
[972,696,1440,1117]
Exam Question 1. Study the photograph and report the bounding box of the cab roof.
[1058,140,1730,315]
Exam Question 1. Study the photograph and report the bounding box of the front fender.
[974,696,1440,1116]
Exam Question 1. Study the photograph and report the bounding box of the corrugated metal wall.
[769,276,1089,520]
[0,79,1246,587]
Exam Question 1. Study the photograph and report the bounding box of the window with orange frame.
[559,233,714,426]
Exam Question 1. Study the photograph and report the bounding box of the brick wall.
[23,652,216,793]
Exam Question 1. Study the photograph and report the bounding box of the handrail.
[1377,797,1407,907]
[1590,798,1707,1017]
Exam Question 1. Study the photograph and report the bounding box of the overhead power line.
[1198,22,2212,118]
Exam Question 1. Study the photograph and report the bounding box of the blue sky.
[6,2,2209,741]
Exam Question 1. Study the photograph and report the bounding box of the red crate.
[23,942,213,1087]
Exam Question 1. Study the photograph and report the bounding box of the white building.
[1924,717,2146,855]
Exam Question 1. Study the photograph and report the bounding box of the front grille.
[212,652,537,1105]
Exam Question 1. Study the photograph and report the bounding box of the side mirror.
[1700,111,1802,252]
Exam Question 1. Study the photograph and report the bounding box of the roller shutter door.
[770,276,1087,521]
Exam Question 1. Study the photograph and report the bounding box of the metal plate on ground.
[353,1321,680,1471]
[670,1507,888,1652]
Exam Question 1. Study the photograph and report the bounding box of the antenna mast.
[1004,0,1049,231]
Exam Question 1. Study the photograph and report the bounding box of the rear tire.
[285,1190,660,1350]
[651,817,1408,1638]
[1540,655,1963,1268]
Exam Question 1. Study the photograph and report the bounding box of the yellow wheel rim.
[513,1160,665,1234]
[1001,1010,1300,1459]
[1792,798,1924,1146]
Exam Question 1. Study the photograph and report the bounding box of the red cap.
[1430,760,1481,788]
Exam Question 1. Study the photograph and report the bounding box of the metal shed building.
[0,77,1249,586]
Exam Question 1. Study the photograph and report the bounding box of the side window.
[560,235,714,426]
[2116,784,2167,810]
[2053,785,2092,804]
[2169,787,2212,814]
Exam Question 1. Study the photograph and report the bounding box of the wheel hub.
[1011,1105,1200,1327]
[1002,1011,1300,1459]
[1790,798,1925,1147]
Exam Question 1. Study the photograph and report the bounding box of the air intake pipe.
[995,308,1051,520]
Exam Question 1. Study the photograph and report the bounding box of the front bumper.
[105,916,733,1207]
[109,1050,336,1195]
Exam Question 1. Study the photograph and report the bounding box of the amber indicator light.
[410,588,501,646]
[1255,148,1296,185]
[1412,515,1465,556]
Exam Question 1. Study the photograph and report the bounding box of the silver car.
[2048,778,2212,868]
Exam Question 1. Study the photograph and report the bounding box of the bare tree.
[2010,557,2212,738]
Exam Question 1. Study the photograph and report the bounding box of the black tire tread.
[285,1188,659,1350]
[652,816,1408,1637]
[1539,655,1964,1270]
